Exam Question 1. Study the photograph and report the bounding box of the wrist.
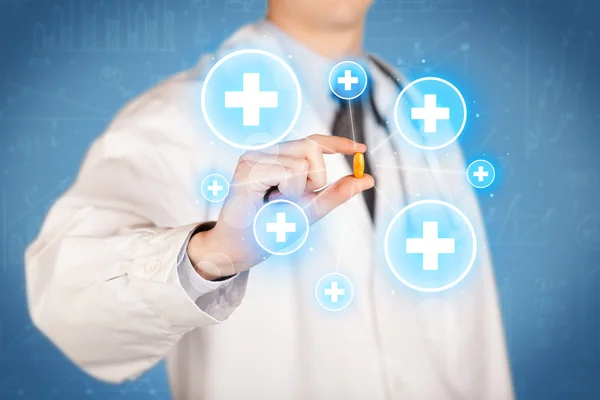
[187,224,224,281]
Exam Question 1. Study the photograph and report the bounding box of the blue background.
[0,0,598,399]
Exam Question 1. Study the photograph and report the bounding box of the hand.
[187,134,374,280]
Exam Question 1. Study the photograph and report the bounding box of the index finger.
[305,134,367,155]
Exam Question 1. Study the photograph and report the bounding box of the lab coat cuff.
[124,224,247,330]
[177,234,237,302]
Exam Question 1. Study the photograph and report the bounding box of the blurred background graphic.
[0,0,599,399]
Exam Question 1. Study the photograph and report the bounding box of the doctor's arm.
[25,104,373,384]
[24,130,249,383]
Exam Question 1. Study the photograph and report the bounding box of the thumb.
[302,174,375,223]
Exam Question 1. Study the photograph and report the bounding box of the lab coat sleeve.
[24,93,249,383]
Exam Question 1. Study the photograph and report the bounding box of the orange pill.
[353,152,365,178]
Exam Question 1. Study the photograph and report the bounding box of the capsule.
[353,152,365,178]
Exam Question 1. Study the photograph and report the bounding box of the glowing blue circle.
[466,159,496,189]
[393,77,467,150]
[328,61,368,100]
[315,272,355,312]
[201,49,302,150]
[200,173,230,203]
[253,199,309,256]
[384,200,477,292]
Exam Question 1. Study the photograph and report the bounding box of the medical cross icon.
[315,272,354,311]
[201,173,229,203]
[466,160,495,189]
[207,180,224,197]
[337,69,359,91]
[254,199,309,255]
[224,73,278,126]
[472,166,489,182]
[266,212,297,243]
[323,281,345,303]
[410,94,450,133]
[406,221,455,271]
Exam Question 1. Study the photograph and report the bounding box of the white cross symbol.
[324,281,345,303]
[337,69,359,91]
[224,73,278,126]
[406,221,455,271]
[472,166,489,182]
[411,94,450,133]
[266,212,297,243]
[207,180,224,197]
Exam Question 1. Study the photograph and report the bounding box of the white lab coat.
[25,23,514,400]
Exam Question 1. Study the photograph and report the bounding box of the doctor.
[25,0,514,399]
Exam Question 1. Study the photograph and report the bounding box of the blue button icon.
[201,49,302,150]
[466,159,496,189]
[200,173,230,203]
[328,61,368,100]
[253,199,309,255]
[315,272,354,312]
[384,200,477,292]
[394,77,467,150]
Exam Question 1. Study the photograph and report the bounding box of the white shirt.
[25,21,514,400]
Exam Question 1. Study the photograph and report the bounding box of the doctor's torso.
[68,21,512,400]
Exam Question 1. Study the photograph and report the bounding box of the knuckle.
[315,174,327,188]
[307,139,320,152]
[293,158,309,172]
[299,137,314,152]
